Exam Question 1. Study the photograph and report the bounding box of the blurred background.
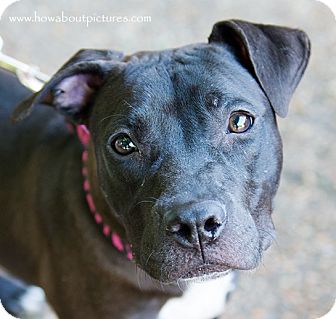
[0,0,335,318]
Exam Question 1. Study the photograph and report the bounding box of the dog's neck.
[76,125,133,260]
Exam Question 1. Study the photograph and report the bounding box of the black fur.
[0,20,310,318]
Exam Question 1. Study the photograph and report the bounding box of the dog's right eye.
[111,134,138,156]
[228,111,254,134]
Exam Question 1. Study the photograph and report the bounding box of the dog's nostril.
[177,223,191,239]
[167,222,192,240]
[166,202,226,246]
[204,217,221,234]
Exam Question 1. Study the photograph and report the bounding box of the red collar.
[76,124,133,261]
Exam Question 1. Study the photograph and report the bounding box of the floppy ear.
[12,49,124,123]
[208,20,311,117]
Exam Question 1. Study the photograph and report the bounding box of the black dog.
[0,20,310,319]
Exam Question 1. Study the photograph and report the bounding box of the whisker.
[98,113,125,126]
[123,100,136,109]
[159,264,165,291]
[147,196,160,201]
[145,250,155,268]
[133,199,157,209]
[176,278,184,292]
[136,266,142,290]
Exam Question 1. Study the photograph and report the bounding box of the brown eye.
[112,134,138,155]
[228,112,254,133]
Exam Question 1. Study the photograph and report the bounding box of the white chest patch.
[158,272,236,319]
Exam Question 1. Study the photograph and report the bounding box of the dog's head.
[13,20,310,283]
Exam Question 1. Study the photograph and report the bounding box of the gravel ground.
[0,0,335,318]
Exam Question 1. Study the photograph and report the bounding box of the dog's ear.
[208,20,311,117]
[12,49,124,124]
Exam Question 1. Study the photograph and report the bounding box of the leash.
[0,39,133,261]
[0,36,50,91]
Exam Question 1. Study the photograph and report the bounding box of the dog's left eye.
[111,134,138,156]
[228,111,254,133]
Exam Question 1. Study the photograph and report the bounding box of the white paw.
[19,286,46,315]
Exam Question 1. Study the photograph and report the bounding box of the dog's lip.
[142,265,232,286]
[178,264,232,281]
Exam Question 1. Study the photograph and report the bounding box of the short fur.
[0,20,310,318]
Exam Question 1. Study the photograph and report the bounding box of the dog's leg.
[0,274,55,319]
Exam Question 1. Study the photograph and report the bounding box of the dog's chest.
[158,272,236,319]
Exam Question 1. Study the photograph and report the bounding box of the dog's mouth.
[136,262,232,286]
[137,261,233,284]
[177,263,231,280]
[178,265,232,282]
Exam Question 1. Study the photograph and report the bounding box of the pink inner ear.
[53,74,98,110]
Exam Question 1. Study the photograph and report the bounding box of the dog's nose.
[165,201,226,248]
